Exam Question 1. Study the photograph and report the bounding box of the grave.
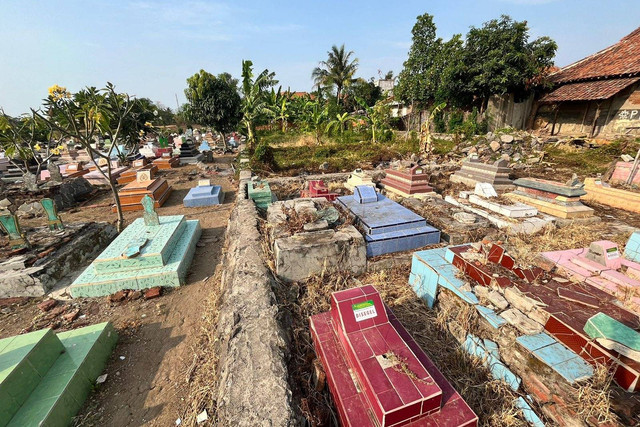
[582,177,640,213]
[183,179,224,207]
[401,197,492,245]
[58,147,92,164]
[268,198,366,282]
[540,240,640,313]
[344,168,375,192]
[444,183,553,234]
[61,163,89,179]
[300,180,338,201]
[0,213,30,249]
[139,142,159,158]
[380,165,436,199]
[0,323,117,426]
[83,160,129,186]
[198,140,211,152]
[40,198,64,231]
[153,153,179,169]
[411,243,640,392]
[507,176,596,220]
[247,179,274,209]
[309,285,478,427]
[70,195,201,297]
[450,157,514,190]
[626,231,640,263]
[177,139,202,164]
[116,162,158,185]
[112,170,173,212]
[610,161,640,186]
[337,185,440,257]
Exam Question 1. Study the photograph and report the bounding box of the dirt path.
[0,155,237,426]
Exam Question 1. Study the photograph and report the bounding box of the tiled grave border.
[213,178,295,425]
[409,244,640,425]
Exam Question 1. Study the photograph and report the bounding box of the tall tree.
[343,78,383,112]
[395,14,443,109]
[312,44,359,105]
[462,15,557,110]
[184,70,242,147]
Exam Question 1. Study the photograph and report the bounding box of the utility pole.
[175,93,179,111]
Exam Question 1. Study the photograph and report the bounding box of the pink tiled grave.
[541,241,640,313]
[310,285,478,426]
[300,180,338,201]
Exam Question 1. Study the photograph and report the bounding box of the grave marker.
[309,286,478,426]
[40,198,64,231]
[0,214,30,249]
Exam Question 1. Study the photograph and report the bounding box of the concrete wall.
[486,93,534,131]
[533,82,640,137]
[214,180,295,426]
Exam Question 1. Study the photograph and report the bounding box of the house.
[532,27,640,137]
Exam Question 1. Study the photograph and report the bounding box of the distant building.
[532,27,640,137]
[375,79,395,95]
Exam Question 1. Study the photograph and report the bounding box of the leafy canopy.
[184,69,242,134]
[312,44,359,103]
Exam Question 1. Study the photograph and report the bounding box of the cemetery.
[1,9,640,427]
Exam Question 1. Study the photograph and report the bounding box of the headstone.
[345,168,375,191]
[474,183,498,198]
[0,214,30,249]
[198,179,211,187]
[47,162,63,183]
[199,140,211,152]
[22,172,38,192]
[40,198,64,231]
[585,241,622,269]
[141,195,160,226]
[509,177,594,219]
[136,170,152,183]
[301,180,338,201]
[450,157,514,190]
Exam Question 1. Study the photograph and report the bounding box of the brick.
[144,287,162,300]
[63,308,80,322]
[37,299,57,312]
[109,290,127,303]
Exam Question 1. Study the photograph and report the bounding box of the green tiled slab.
[93,215,186,274]
[5,322,117,427]
[70,220,201,298]
[247,180,273,209]
[584,312,640,351]
[0,329,64,424]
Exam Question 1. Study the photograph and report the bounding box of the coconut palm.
[311,44,358,105]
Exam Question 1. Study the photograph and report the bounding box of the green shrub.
[447,110,464,132]
[253,141,275,166]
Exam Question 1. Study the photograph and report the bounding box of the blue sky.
[0,0,638,115]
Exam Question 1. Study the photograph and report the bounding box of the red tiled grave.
[310,286,478,426]
[301,179,338,201]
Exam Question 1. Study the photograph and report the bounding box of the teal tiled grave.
[337,185,440,256]
[183,183,224,207]
[0,322,117,427]
[70,215,201,297]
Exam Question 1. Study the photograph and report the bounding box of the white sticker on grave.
[352,300,377,322]
[606,247,620,260]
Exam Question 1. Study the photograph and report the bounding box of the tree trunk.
[219,131,228,152]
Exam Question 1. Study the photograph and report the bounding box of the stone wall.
[0,222,117,298]
[214,179,295,426]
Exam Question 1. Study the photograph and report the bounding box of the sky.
[0,0,639,115]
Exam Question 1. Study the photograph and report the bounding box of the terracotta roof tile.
[551,27,640,83]
[539,77,640,103]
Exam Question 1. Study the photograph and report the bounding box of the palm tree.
[312,44,358,105]
[327,112,353,136]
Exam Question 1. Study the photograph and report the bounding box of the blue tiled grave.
[183,181,224,207]
[70,205,201,297]
[337,186,440,257]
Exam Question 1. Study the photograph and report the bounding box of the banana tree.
[356,98,391,143]
[302,100,329,144]
[327,112,353,136]
[240,60,275,150]
[420,102,446,158]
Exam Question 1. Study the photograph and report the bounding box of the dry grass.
[570,363,616,423]
[179,272,224,426]
[273,266,529,426]
[506,222,629,267]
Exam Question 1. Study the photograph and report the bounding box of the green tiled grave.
[70,215,201,298]
[1,322,117,427]
[247,180,274,209]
